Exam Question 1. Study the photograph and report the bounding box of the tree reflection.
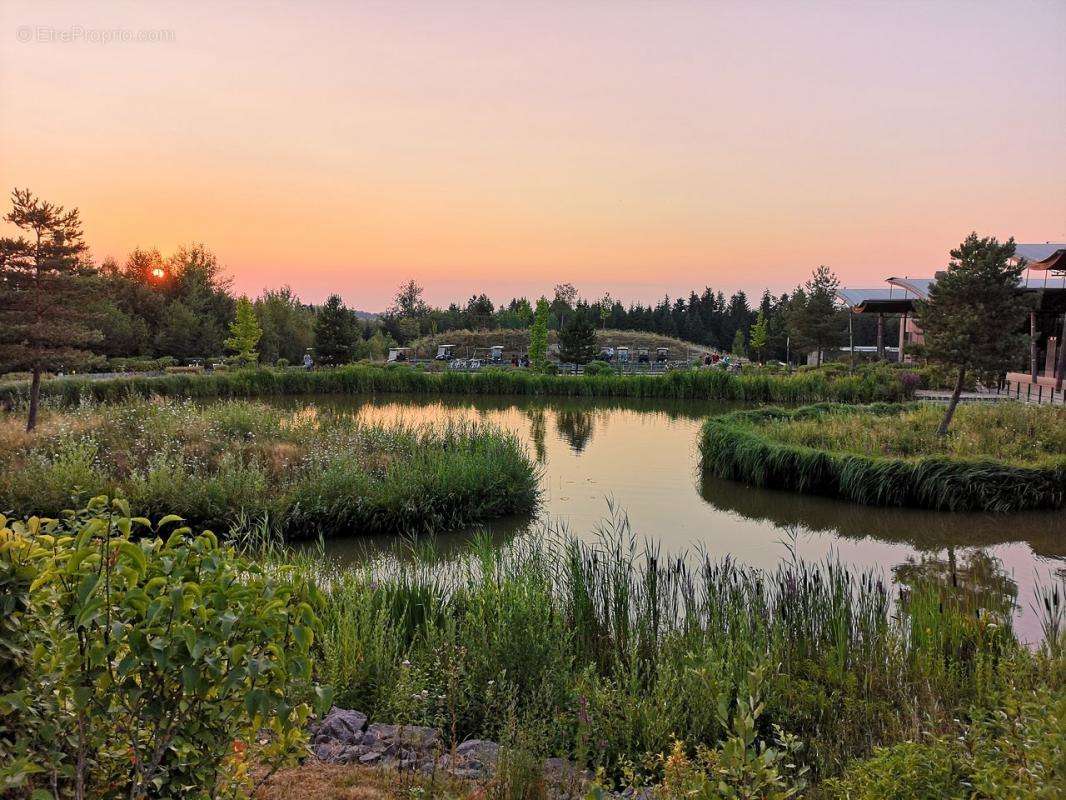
[526,407,547,464]
[893,548,1018,620]
[554,408,595,453]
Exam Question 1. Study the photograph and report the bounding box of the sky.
[2,0,1064,310]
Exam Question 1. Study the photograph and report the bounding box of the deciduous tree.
[224,296,262,365]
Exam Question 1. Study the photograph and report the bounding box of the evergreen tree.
[254,286,314,364]
[915,233,1029,435]
[787,266,845,365]
[529,297,550,371]
[0,189,100,430]
[224,296,262,365]
[731,328,746,358]
[558,309,598,364]
[313,294,357,365]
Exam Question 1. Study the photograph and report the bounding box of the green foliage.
[530,297,550,372]
[786,266,846,365]
[558,310,599,365]
[749,311,769,362]
[268,515,1060,790]
[0,360,911,410]
[583,360,613,377]
[915,233,1031,433]
[0,399,539,538]
[254,287,314,364]
[313,294,358,365]
[224,296,263,366]
[730,329,746,358]
[0,189,101,430]
[0,498,324,798]
[823,678,1065,799]
[700,403,1066,511]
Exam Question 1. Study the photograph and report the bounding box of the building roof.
[1016,243,1066,265]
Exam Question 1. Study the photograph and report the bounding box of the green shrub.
[823,679,1065,799]
[583,360,613,377]
[275,357,290,368]
[0,498,327,798]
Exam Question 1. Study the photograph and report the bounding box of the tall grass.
[0,362,910,407]
[254,511,1062,784]
[700,403,1066,512]
[0,398,538,537]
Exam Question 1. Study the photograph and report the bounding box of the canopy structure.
[836,277,934,314]
[1016,242,1066,272]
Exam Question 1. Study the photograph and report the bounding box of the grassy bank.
[0,398,538,536]
[700,403,1066,512]
[256,517,1064,795]
[0,362,911,407]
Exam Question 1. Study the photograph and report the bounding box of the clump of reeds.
[254,508,1058,784]
[700,403,1066,512]
[0,397,539,536]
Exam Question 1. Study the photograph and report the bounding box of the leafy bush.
[583,360,613,377]
[274,357,290,368]
[823,679,1065,799]
[0,498,326,798]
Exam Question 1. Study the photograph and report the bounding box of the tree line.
[4,188,1024,435]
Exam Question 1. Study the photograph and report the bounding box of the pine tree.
[529,297,550,371]
[787,266,845,365]
[731,328,746,358]
[224,296,262,365]
[313,294,357,365]
[0,189,100,430]
[558,309,598,364]
[915,233,1029,435]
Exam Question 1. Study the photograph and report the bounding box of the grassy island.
[0,397,538,536]
[701,402,1066,512]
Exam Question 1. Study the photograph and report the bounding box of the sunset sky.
[2,0,1064,310]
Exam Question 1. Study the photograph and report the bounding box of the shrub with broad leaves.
[0,497,329,799]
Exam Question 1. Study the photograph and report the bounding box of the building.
[837,243,1066,391]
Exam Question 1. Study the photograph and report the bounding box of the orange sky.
[2,1,1064,309]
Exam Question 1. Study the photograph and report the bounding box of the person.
[303,352,313,371]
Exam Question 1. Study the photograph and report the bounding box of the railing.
[995,376,1066,406]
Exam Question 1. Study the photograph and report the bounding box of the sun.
[150,267,165,280]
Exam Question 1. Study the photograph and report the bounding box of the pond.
[279,394,1065,642]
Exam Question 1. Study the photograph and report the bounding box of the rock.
[313,741,344,762]
[359,751,382,765]
[315,708,368,745]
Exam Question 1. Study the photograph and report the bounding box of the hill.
[406,329,718,360]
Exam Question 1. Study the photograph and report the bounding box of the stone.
[315,708,368,745]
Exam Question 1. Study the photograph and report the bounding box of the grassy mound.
[0,398,538,536]
[700,403,1066,512]
[0,362,911,407]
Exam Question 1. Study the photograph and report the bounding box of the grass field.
[700,402,1066,512]
[0,398,538,536]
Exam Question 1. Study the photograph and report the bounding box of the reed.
[253,510,1062,784]
[700,403,1066,512]
[0,362,910,407]
[0,398,538,536]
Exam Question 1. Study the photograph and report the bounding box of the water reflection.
[555,408,595,453]
[269,394,1064,640]
[698,472,1066,560]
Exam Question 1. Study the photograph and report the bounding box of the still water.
[281,394,1065,642]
